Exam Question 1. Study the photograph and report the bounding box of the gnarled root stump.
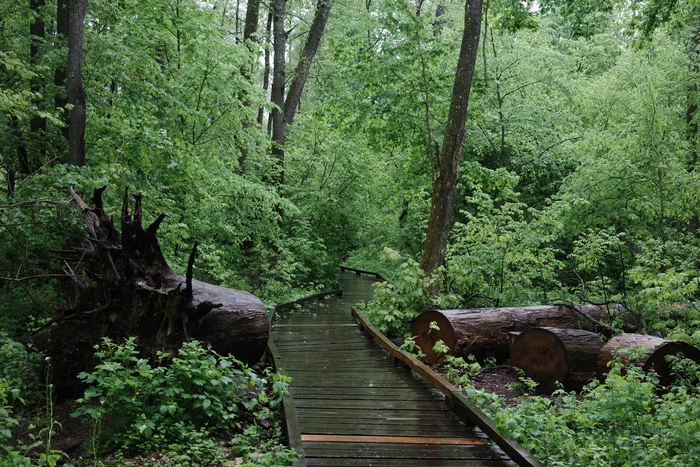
[47,187,268,398]
[597,334,700,388]
[510,327,604,394]
[412,304,635,364]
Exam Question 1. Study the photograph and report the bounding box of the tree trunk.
[510,327,604,394]
[420,0,483,275]
[270,0,286,184]
[46,187,269,398]
[258,9,273,127]
[54,0,69,141]
[687,19,699,236]
[237,0,261,169]
[243,0,261,43]
[411,304,636,364]
[283,0,334,127]
[597,333,700,389]
[30,0,46,162]
[66,0,87,166]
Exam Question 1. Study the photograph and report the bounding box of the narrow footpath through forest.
[270,272,517,466]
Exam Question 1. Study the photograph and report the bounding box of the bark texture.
[420,0,483,275]
[270,0,286,184]
[243,0,261,42]
[597,333,700,388]
[47,187,269,398]
[412,304,636,364]
[66,0,87,166]
[283,0,334,126]
[510,327,604,394]
[30,0,47,153]
[54,0,69,134]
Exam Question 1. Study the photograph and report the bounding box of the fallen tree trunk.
[597,334,700,388]
[510,327,604,394]
[46,187,269,398]
[412,304,636,364]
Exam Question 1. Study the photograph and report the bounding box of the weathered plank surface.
[270,272,521,467]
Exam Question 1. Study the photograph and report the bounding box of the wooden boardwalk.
[270,272,525,466]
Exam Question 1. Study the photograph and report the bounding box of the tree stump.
[597,334,700,388]
[46,187,269,398]
[510,327,604,394]
[411,304,635,364]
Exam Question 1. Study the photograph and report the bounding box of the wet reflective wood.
[270,272,516,467]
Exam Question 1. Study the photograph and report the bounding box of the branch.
[184,242,198,300]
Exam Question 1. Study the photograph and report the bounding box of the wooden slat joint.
[301,434,485,446]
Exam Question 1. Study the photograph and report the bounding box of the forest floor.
[16,366,524,465]
[468,365,524,406]
[16,400,253,466]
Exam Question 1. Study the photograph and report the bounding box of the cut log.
[510,327,604,394]
[412,304,635,364]
[597,334,700,388]
[167,276,269,365]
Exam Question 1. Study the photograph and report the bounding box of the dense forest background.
[2,0,700,465]
[3,0,698,343]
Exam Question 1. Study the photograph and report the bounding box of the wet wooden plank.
[299,424,469,437]
[268,273,532,467]
[352,307,543,467]
[291,392,438,401]
[293,399,452,410]
[273,323,358,327]
[301,434,484,445]
[305,458,511,466]
[298,411,461,424]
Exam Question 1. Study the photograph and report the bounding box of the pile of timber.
[511,330,700,394]
[412,304,700,394]
[411,304,635,364]
[510,327,604,394]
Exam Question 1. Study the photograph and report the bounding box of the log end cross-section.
[597,334,700,388]
[511,327,604,394]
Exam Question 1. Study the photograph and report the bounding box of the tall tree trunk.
[243,0,261,43]
[270,0,287,185]
[237,0,261,169]
[283,0,334,127]
[420,0,483,275]
[30,0,46,163]
[258,9,273,127]
[66,0,87,166]
[54,0,69,141]
[687,19,700,237]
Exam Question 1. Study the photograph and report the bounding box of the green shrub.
[0,333,42,408]
[362,253,443,337]
[73,338,293,459]
[468,360,700,467]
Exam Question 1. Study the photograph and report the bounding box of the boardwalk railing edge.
[351,306,544,467]
[266,340,306,467]
[339,265,386,281]
[270,289,343,323]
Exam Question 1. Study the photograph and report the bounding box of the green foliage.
[443,355,482,388]
[230,424,299,467]
[0,379,28,466]
[0,334,41,407]
[468,360,700,466]
[73,338,292,458]
[362,253,441,337]
[447,163,565,307]
[506,368,539,395]
[432,339,451,356]
[398,336,426,360]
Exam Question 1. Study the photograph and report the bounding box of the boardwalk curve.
[270,272,533,466]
